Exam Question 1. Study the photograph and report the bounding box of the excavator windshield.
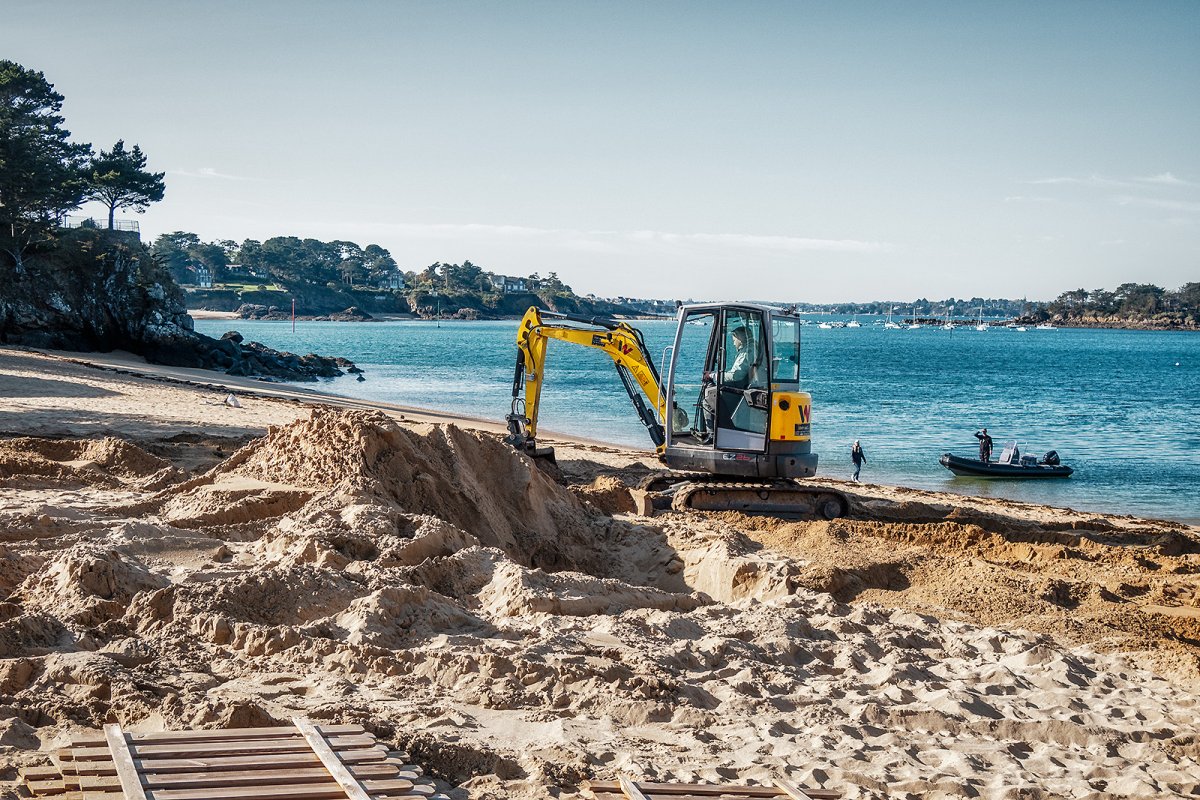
[770,315,801,385]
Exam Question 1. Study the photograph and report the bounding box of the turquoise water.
[195,317,1200,523]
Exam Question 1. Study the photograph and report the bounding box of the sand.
[1,346,1198,799]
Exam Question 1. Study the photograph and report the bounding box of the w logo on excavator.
[798,404,810,424]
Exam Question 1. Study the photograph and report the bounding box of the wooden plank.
[69,725,365,747]
[772,778,814,800]
[67,734,377,760]
[69,746,389,775]
[619,776,651,800]
[24,777,70,795]
[69,724,360,753]
[78,765,403,791]
[293,716,373,800]
[103,724,148,800]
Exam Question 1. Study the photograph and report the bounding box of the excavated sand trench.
[1,409,1198,799]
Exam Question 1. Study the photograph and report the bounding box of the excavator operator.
[701,325,754,438]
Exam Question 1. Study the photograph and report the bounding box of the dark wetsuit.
[974,431,994,463]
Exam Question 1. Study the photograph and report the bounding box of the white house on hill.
[490,275,527,294]
[380,271,406,290]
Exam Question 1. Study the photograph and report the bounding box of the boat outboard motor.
[1041,450,1060,466]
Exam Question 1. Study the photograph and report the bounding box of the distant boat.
[941,308,956,330]
[975,306,989,332]
[1006,322,1019,329]
[1016,325,1027,332]
[846,316,861,328]
[818,322,833,329]
[907,307,921,330]
[1036,323,1057,330]
[884,307,901,329]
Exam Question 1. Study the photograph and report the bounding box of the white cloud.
[319,221,891,254]
[1003,195,1061,203]
[1026,174,1131,188]
[1027,172,1197,190]
[1137,172,1194,186]
[169,167,252,181]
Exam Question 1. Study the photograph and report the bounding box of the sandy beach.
[1,346,1198,798]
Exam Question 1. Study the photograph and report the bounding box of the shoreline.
[9,344,1196,525]
[188,309,1199,331]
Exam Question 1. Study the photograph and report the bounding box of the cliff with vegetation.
[0,230,356,380]
[158,232,644,319]
[0,61,354,380]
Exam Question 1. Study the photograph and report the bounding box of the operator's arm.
[723,351,750,385]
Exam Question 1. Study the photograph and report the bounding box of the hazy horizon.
[5,1,1197,303]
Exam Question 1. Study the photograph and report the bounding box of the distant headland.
[163,227,1198,331]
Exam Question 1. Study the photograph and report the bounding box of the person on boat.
[851,440,866,482]
[974,428,993,463]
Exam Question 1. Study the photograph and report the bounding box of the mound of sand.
[0,437,180,490]
[146,409,580,547]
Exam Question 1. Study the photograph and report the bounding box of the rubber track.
[637,471,725,493]
[671,480,849,519]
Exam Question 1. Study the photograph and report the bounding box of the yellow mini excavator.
[505,304,849,518]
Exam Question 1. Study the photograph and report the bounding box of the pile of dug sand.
[0,408,1198,799]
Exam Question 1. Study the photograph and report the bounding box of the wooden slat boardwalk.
[19,719,446,800]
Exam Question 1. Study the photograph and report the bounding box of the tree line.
[156,230,575,298]
[0,61,165,269]
[1045,283,1200,318]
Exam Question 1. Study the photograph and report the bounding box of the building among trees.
[490,275,527,294]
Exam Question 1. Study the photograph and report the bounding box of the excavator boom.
[506,307,669,454]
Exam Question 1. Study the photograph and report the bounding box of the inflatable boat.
[940,450,1073,479]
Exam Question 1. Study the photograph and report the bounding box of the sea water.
[194,317,1200,523]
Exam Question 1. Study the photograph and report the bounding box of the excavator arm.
[506,306,669,455]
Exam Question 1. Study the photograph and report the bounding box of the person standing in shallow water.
[975,428,994,463]
[851,440,866,482]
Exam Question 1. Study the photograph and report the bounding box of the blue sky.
[5,1,1197,301]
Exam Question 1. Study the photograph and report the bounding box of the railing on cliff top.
[59,215,141,235]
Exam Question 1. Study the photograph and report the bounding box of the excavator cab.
[660,304,818,479]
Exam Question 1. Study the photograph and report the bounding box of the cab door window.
[713,310,768,451]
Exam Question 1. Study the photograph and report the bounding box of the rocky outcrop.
[0,230,357,381]
[1055,312,1197,331]
[235,304,374,322]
